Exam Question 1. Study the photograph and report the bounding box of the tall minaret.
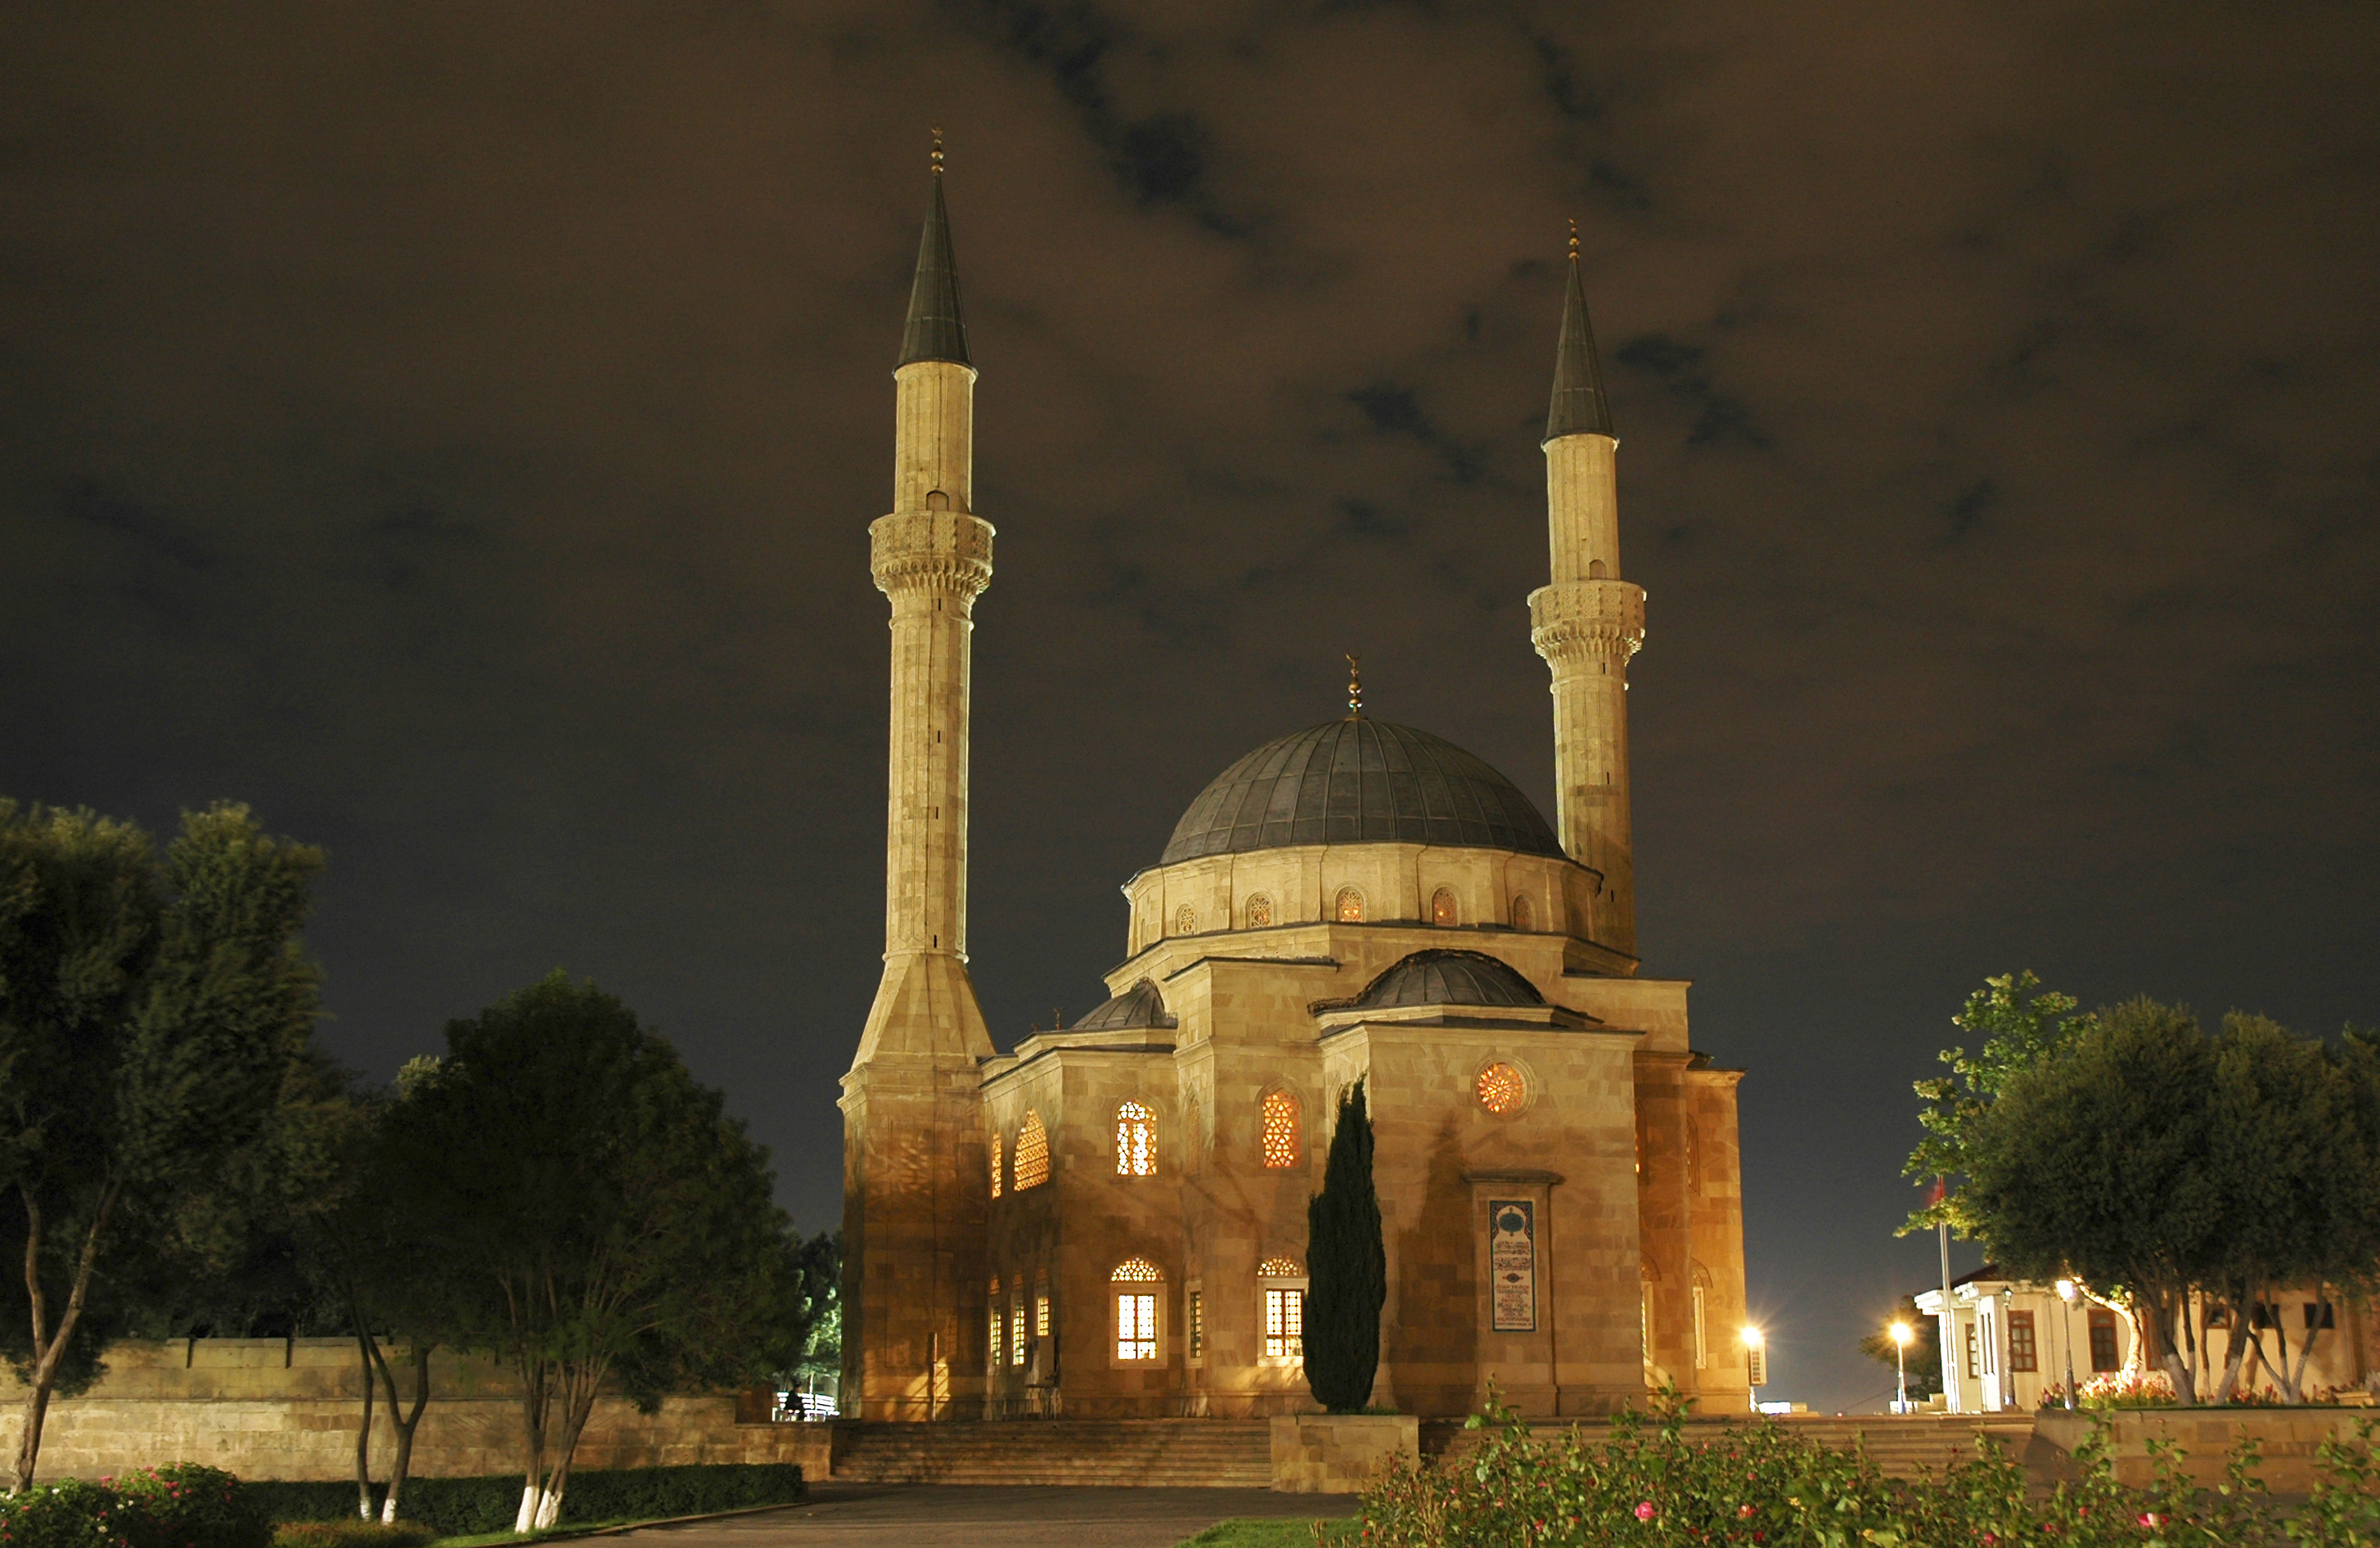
[839,137,997,1421]
[1529,226,1646,960]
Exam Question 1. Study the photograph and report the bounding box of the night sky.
[5,2,2376,1413]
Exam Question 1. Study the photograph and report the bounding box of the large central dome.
[1159,718,1563,866]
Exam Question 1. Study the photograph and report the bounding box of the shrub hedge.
[270,1524,435,1548]
[1361,1390,2380,1548]
[0,1465,272,1548]
[241,1464,805,1536]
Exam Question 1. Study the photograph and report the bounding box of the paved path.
[612,1486,1359,1548]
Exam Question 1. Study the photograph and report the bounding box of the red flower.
[1635,1501,1657,1521]
[1739,1504,1755,1518]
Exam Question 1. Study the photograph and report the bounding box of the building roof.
[1158,718,1563,866]
[1343,949,1548,1010]
[1545,244,1614,442]
[898,162,970,367]
[1071,979,1177,1032]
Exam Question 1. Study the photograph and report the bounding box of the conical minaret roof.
[898,142,971,368]
[1544,228,1613,441]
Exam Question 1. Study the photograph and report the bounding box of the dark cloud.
[2,0,2376,1411]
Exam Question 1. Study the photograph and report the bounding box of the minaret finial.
[1568,218,1579,261]
[1346,654,1363,718]
[1545,220,1613,441]
[931,127,944,175]
[899,132,970,367]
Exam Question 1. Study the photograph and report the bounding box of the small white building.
[1919,1267,2375,1412]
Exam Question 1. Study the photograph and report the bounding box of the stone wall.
[0,1340,816,1483]
[2032,1406,2378,1492]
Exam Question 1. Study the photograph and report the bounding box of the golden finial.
[1346,654,1363,718]
[931,128,945,174]
[1568,218,1580,261]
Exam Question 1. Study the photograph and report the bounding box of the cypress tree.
[1304,1079,1387,1412]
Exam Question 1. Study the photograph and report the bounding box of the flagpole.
[1936,1174,1959,1414]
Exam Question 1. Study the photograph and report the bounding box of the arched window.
[925,489,952,511]
[1259,1090,1300,1168]
[1257,1257,1303,1277]
[1010,1284,1027,1366]
[1112,1258,1162,1361]
[1431,886,1459,926]
[1245,893,1273,929]
[1335,887,1365,923]
[1511,893,1535,931]
[1476,1062,1526,1115]
[1258,1258,1307,1361]
[1013,1112,1050,1190]
[1691,1263,1713,1370]
[1174,904,1197,935]
[1116,1101,1157,1177]
[989,1137,1004,1199]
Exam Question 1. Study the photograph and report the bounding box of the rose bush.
[0,1467,268,1548]
[1359,1391,2380,1548]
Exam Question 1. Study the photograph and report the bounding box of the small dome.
[1072,979,1177,1032]
[1160,719,1562,867]
[1347,950,1546,1010]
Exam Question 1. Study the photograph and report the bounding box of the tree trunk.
[14,1184,118,1492]
[512,1358,553,1535]
[531,1362,605,1530]
[352,1327,377,1519]
[374,1343,430,1525]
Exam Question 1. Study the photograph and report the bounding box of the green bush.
[0,1467,268,1548]
[269,1524,434,1548]
[1361,1389,2380,1547]
[241,1464,804,1535]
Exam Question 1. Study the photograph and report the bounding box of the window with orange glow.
[1116,1101,1158,1177]
[1335,887,1365,923]
[1476,1062,1526,1114]
[1013,1112,1050,1190]
[1431,887,1458,925]
[1259,1090,1300,1168]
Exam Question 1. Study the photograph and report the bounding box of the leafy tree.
[1857,1295,1941,1398]
[1902,972,2088,1240]
[1305,1079,1386,1414]
[0,800,322,1488]
[785,1231,841,1416]
[385,974,801,1530]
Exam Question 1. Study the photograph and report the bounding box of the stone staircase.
[826,1419,1274,1487]
[1421,1413,2040,1482]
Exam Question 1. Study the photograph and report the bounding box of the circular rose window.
[1475,1062,1526,1115]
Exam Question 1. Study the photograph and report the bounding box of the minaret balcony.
[1527,578,1644,667]
[871,510,996,598]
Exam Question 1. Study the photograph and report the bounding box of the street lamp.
[1743,1326,1766,1406]
[2055,1279,2080,1411]
[1890,1321,1913,1414]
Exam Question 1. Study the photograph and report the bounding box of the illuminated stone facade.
[842,165,1749,1421]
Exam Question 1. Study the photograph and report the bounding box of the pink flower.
[1635,1501,1657,1521]
[1739,1504,1755,1518]
[2139,1514,2164,1528]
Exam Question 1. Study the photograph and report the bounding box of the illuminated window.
[1259,1090,1300,1168]
[1245,893,1273,928]
[1263,1288,1304,1359]
[1034,1292,1051,1339]
[1174,904,1197,935]
[1476,1062,1526,1115]
[1257,1257,1303,1277]
[1014,1112,1050,1190]
[1335,887,1365,923]
[1692,1284,1708,1368]
[1431,887,1458,926]
[988,1277,1003,1367]
[1187,1290,1204,1359]
[1116,1101,1158,1177]
[1511,894,1535,931]
[989,1138,1003,1199]
[1112,1259,1161,1361]
[1010,1289,1026,1366]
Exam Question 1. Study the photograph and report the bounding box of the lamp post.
[2056,1279,2080,1411]
[1743,1326,1766,1410]
[1890,1321,1912,1414]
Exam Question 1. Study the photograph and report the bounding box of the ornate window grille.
[1116,1101,1158,1177]
[1431,886,1458,925]
[1476,1062,1526,1115]
[1245,893,1273,928]
[1335,887,1365,923]
[1014,1112,1051,1190]
[1259,1090,1300,1168]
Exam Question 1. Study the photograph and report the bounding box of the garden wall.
[0,1340,829,1483]
[2032,1406,2374,1492]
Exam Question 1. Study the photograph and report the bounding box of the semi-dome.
[1159,718,1562,866]
[1071,979,1177,1032]
[1344,949,1547,1011]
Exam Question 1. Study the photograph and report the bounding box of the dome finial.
[1568,218,1579,262]
[1346,654,1363,718]
[930,126,944,175]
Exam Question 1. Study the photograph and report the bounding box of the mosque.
[839,151,1749,1423]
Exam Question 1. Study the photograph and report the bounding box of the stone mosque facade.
[839,155,1749,1423]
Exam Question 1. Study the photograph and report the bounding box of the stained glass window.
[1116,1101,1157,1177]
[1476,1062,1526,1115]
[1245,893,1273,928]
[1259,1091,1299,1168]
[1014,1112,1050,1190]
[1431,887,1458,926]
[1335,887,1365,923]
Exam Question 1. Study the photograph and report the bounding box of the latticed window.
[989,1139,1003,1199]
[1432,887,1458,926]
[1259,1090,1300,1168]
[1476,1062,1527,1115]
[1116,1101,1157,1177]
[1511,894,1535,931]
[1174,904,1197,935]
[1263,1289,1304,1359]
[1034,1292,1051,1339]
[1187,1290,1204,1359]
[1113,1259,1161,1361]
[1245,893,1273,928]
[1335,887,1365,923]
[1013,1112,1050,1190]
[1257,1257,1302,1277]
[1010,1290,1026,1366]
[988,1277,1003,1367]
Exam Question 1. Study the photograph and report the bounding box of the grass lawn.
[1173,1519,1363,1547]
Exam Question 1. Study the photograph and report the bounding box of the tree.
[0,800,322,1489]
[786,1231,841,1417]
[385,974,801,1530]
[1902,972,2088,1241]
[1304,1079,1386,1414]
[1858,1296,1941,1398]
